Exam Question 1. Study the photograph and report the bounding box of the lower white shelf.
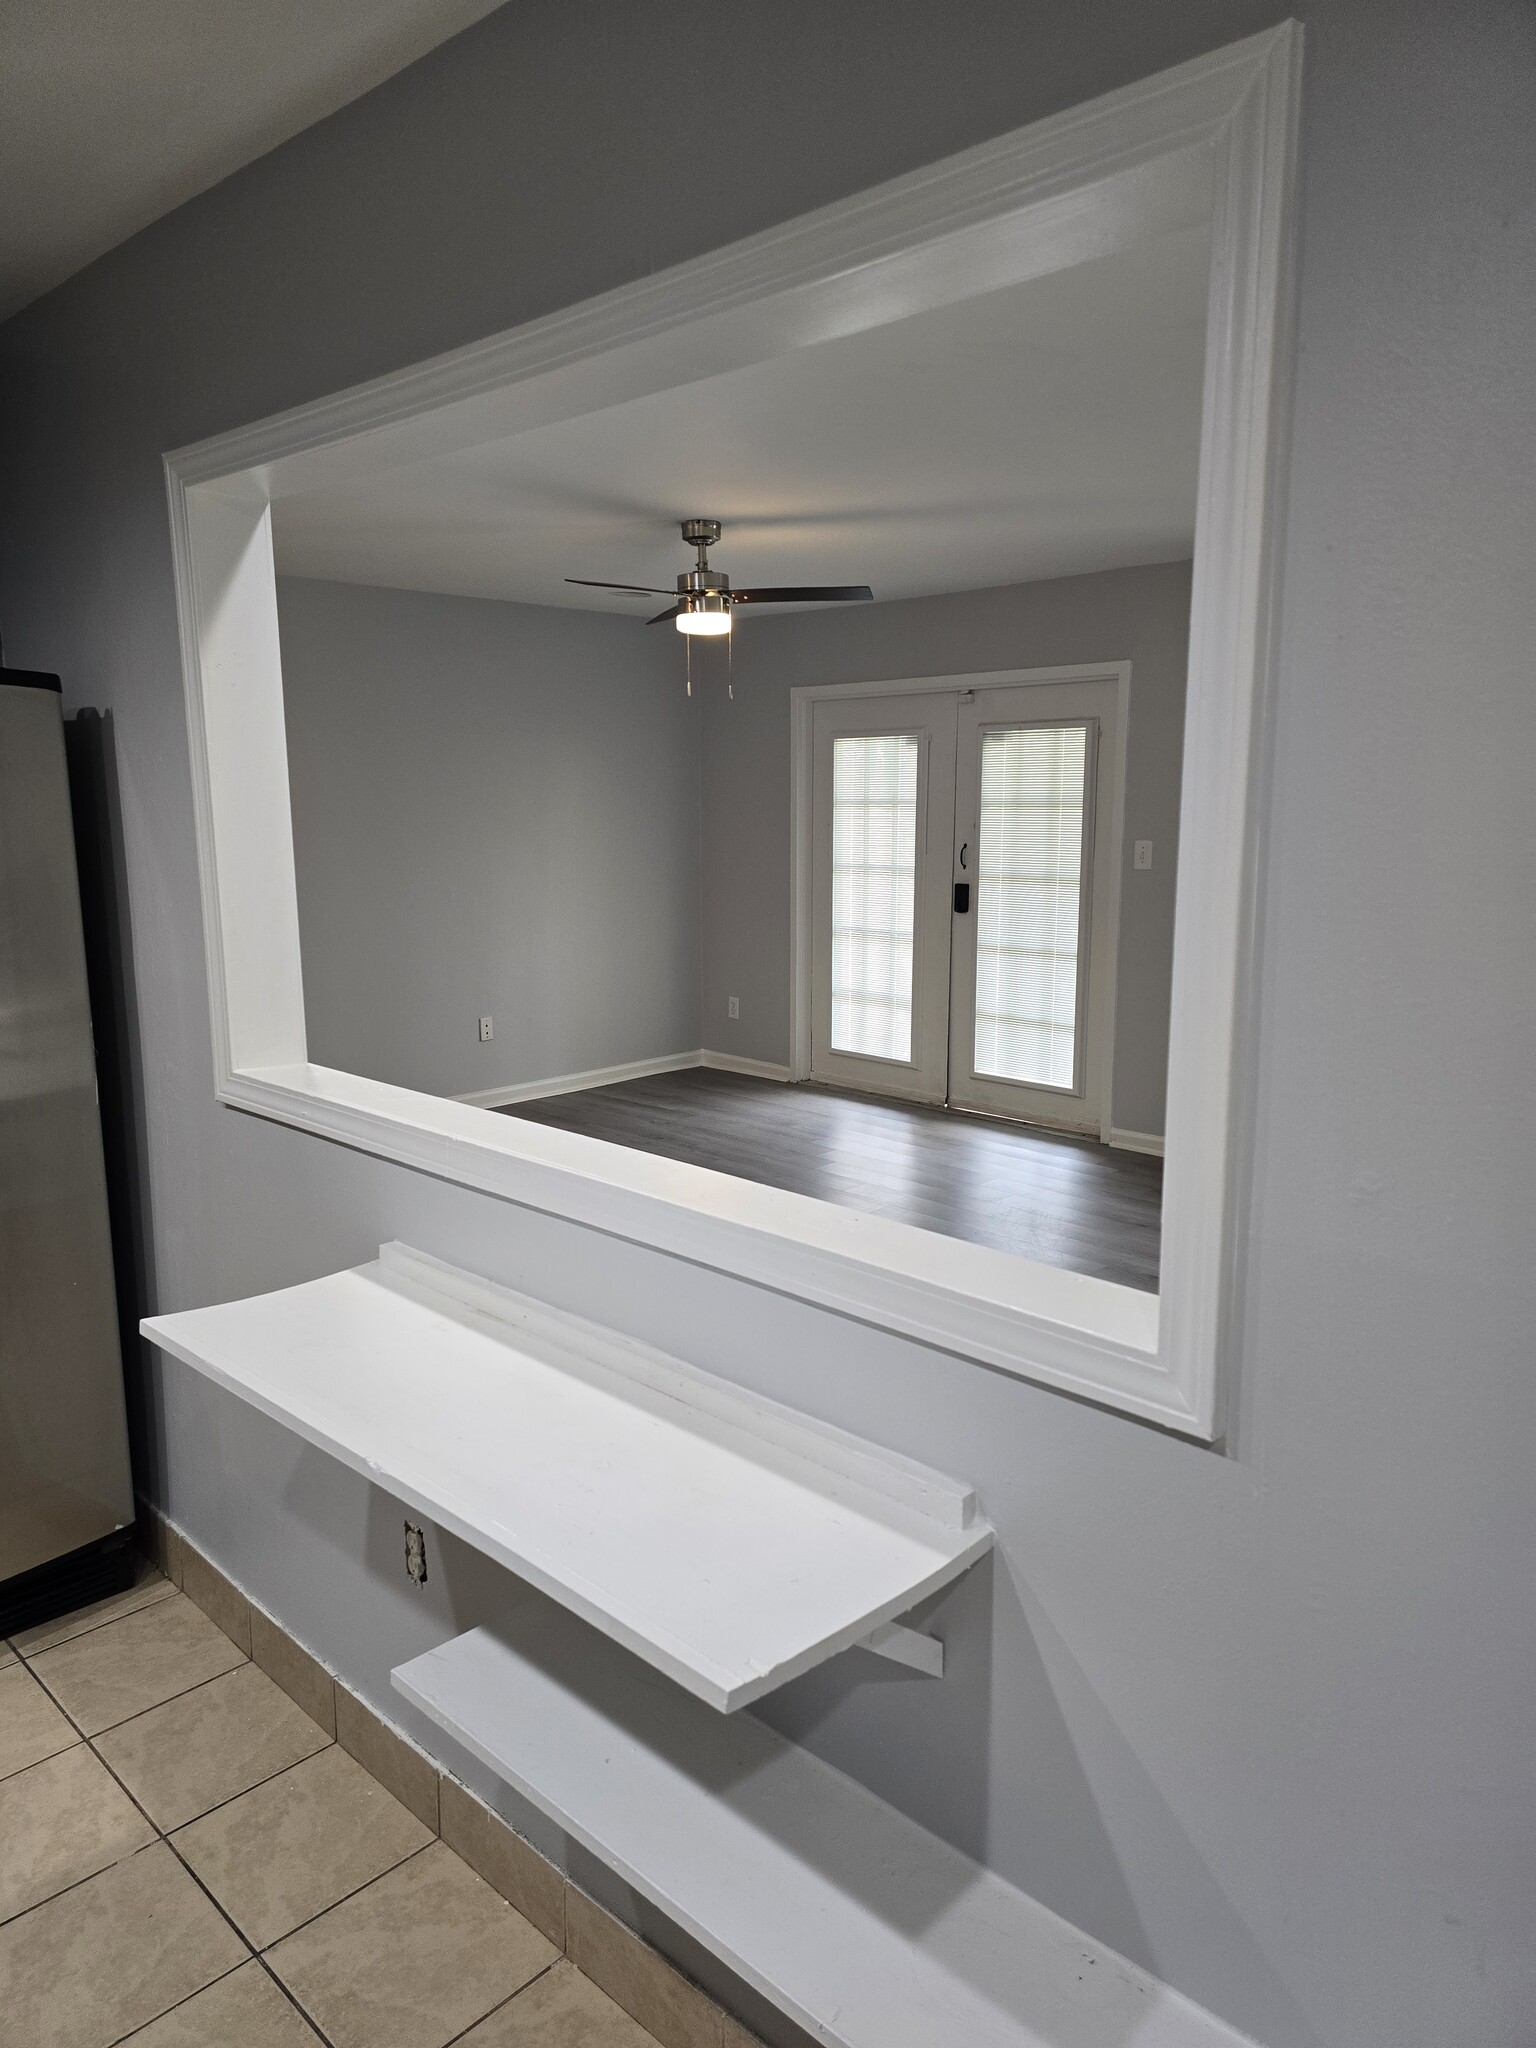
[394,1616,1259,2048]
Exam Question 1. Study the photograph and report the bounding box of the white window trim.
[163,23,1302,1442]
[788,664,1130,1143]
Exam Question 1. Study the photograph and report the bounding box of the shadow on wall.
[754,1549,999,1868]
[66,708,158,1502]
[1004,1576,1332,2048]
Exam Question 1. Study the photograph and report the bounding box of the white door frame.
[162,26,1302,1439]
[791,664,1129,1141]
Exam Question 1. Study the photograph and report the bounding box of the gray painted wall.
[2,5,1532,2046]
[701,563,1191,1136]
[276,576,701,1098]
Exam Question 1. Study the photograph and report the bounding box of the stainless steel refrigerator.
[1,667,135,1633]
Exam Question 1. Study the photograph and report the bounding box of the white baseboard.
[458,1051,701,1110]
[460,1048,791,1110]
[1108,1127,1165,1157]
[699,1049,793,1083]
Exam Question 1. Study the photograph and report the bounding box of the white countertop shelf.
[395,1615,1255,2048]
[142,1242,993,1710]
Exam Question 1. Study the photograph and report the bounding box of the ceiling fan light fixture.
[569,519,873,637]
[676,594,732,636]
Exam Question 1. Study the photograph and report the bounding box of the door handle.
[953,882,971,914]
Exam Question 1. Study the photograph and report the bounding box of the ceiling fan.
[567,518,873,635]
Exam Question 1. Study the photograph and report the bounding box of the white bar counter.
[142,1242,992,1710]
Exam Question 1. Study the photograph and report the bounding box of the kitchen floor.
[0,1566,662,2047]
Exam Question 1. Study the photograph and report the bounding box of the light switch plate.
[1134,840,1154,870]
[478,1015,494,1041]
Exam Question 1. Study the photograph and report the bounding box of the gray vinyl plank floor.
[501,1068,1161,1292]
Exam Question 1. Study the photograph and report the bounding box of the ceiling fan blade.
[646,603,686,625]
[565,578,677,596]
[730,585,874,606]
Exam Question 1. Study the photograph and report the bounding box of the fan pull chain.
[685,631,692,698]
[727,624,734,700]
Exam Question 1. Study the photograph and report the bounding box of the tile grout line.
[12,1663,163,1835]
[0,1674,178,1933]
[70,1664,338,1844]
[140,1729,337,1838]
[0,1733,81,1791]
[438,1956,565,2048]
[0,1846,161,1935]
[250,1836,440,1956]
[102,1957,254,2048]
[6,1577,179,1660]
[73,1643,269,1744]
[87,1687,343,2048]
[246,1946,343,2048]
[18,1617,249,1741]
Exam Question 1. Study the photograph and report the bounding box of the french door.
[808,693,957,1103]
[809,680,1119,1134]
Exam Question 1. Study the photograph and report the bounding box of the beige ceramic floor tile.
[28,1592,246,1735]
[0,1840,247,2048]
[0,1641,16,1668]
[119,1959,325,2044]
[268,1839,557,2048]
[97,1660,332,1831]
[459,1959,660,2046]
[10,1563,175,1656]
[0,1661,78,1780]
[172,1742,431,1949]
[0,1742,155,1924]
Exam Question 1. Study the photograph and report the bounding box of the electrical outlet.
[727,996,740,1020]
[478,1015,493,1041]
[404,1521,428,1586]
[1133,840,1154,871]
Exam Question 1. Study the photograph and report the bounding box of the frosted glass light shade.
[677,598,732,635]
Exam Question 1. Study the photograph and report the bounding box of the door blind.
[972,723,1089,1090]
[830,734,919,1062]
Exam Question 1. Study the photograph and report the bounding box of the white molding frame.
[163,24,1301,1441]
[786,663,1130,1144]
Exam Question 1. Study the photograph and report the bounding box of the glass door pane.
[973,723,1089,1089]
[830,733,919,1061]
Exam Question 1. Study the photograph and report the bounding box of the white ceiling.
[0,0,505,320]
[272,220,1212,612]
